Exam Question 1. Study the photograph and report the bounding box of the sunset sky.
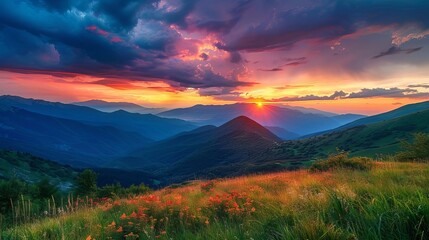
[1,0,429,114]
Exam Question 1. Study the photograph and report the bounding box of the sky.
[1,0,429,114]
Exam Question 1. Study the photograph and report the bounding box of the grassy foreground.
[2,161,429,240]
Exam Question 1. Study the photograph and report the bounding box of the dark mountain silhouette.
[265,126,300,140]
[114,116,281,183]
[0,95,196,140]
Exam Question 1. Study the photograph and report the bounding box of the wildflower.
[116,226,123,232]
[129,211,137,218]
[251,207,256,212]
[86,235,92,240]
[120,213,127,219]
[108,221,116,227]
[205,219,209,225]
[161,230,167,235]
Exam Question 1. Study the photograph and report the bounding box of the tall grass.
[2,161,429,239]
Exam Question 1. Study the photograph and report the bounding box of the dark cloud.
[0,0,255,92]
[276,91,347,101]
[372,46,422,59]
[1,0,429,96]
[408,84,429,88]
[258,68,283,72]
[216,0,429,52]
[229,51,243,63]
[199,53,209,61]
[347,88,418,98]
[275,88,429,102]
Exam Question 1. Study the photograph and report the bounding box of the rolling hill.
[0,106,151,167]
[0,150,77,191]
[158,103,361,135]
[114,116,283,184]
[273,109,429,160]
[306,100,429,137]
[0,95,196,140]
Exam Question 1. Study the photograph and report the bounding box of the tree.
[36,178,58,199]
[396,133,429,161]
[75,169,97,197]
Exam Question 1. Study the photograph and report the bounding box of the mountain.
[265,126,301,140]
[114,116,281,184]
[158,103,346,135]
[331,113,366,125]
[0,150,77,191]
[305,100,429,138]
[0,106,151,167]
[74,99,164,114]
[0,95,197,140]
[337,101,429,130]
[273,109,429,160]
[280,105,338,117]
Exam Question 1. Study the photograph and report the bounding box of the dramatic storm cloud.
[0,0,429,112]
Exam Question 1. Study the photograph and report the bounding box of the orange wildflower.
[116,226,123,232]
[129,211,137,218]
[120,213,127,219]
[86,235,92,240]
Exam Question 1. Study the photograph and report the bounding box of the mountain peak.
[219,116,280,141]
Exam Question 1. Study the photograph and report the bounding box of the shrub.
[396,132,429,161]
[309,150,374,172]
[75,169,97,197]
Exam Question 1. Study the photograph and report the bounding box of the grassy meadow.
[2,160,429,240]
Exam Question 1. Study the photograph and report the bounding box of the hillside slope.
[0,150,76,190]
[306,100,429,137]
[273,109,429,160]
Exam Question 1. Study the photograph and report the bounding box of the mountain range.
[1,95,429,186]
[114,116,282,184]
[0,105,150,167]
[74,99,165,114]
[0,95,196,141]
[158,103,366,136]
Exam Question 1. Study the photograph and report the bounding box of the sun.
[256,102,263,108]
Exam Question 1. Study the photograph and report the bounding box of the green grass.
[2,161,429,239]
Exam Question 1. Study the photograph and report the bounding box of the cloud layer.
[0,0,429,99]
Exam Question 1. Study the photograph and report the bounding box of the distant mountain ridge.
[74,99,165,114]
[0,95,197,140]
[158,103,364,135]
